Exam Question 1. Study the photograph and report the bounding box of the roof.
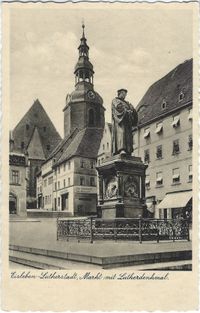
[27,127,46,160]
[12,99,62,159]
[137,59,193,126]
[157,190,192,209]
[51,127,103,166]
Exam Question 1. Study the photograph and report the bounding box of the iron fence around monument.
[57,217,190,243]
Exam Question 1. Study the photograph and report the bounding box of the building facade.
[97,59,193,219]
[37,24,105,216]
[11,100,62,208]
[9,136,27,217]
[97,122,112,166]
[134,59,193,219]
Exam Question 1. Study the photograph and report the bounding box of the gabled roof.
[12,99,62,159]
[51,127,103,167]
[27,127,45,160]
[137,59,193,126]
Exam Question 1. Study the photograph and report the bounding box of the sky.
[10,4,193,137]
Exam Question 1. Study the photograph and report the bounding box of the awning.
[155,124,163,134]
[171,116,180,127]
[144,129,150,138]
[146,202,155,213]
[157,191,192,209]
[188,110,193,120]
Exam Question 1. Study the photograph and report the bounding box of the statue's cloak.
[111,97,138,155]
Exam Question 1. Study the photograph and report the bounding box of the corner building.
[134,59,193,219]
[37,25,105,215]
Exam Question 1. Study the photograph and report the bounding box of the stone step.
[9,250,99,270]
[9,250,192,270]
[10,244,192,269]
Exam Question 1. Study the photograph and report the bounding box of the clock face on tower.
[87,90,96,100]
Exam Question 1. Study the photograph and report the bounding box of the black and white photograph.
[2,1,198,311]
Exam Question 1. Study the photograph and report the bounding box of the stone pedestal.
[96,154,148,218]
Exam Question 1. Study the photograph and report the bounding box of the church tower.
[63,23,105,137]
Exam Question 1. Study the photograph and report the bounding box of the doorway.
[61,193,68,211]
[9,193,17,214]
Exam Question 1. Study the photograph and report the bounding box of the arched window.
[88,109,95,126]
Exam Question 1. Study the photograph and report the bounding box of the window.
[156,145,162,159]
[103,144,105,150]
[68,161,71,170]
[155,122,163,134]
[172,168,180,184]
[144,149,150,164]
[63,179,66,188]
[80,176,85,186]
[156,172,163,186]
[44,179,47,187]
[98,159,100,166]
[171,114,180,128]
[179,92,184,101]
[90,177,95,186]
[145,175,150,189]
[48,176,53,185]
[68,177,71,186]
[101,158,104,163]
[107,142,109,149]
[54,182,57,191]
[161,100,167,110]
[57,181,60,190]
[80,159,85,168]
[172,139,180,155]
[188,108,193,121]
[58,197,60,207]
[46,145,50,151]
[26,124,29,130]
[144,127,150,139]
[11,170,19,184]
[90,160,94,169]
[188,165,192,182]
[188,135,193,150]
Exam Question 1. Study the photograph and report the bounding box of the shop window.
[172,139,180,155]
[172,168,180,184]
[188,135,193,151]
[156,172,163,186]
[144,149,150,164]
[156,145,162,159]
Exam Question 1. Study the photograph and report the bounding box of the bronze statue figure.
[111,89,138,156]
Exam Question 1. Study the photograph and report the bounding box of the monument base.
[96,154,147,219]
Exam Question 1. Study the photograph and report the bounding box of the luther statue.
[111,89,138,156]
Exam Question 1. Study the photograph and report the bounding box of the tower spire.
[74,23,94,87]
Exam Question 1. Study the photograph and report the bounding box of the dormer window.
[155,122,163,134]
[144,127,150,139]
[161,100,167,110]
[171,114,180,128]
[179,92,184,102]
